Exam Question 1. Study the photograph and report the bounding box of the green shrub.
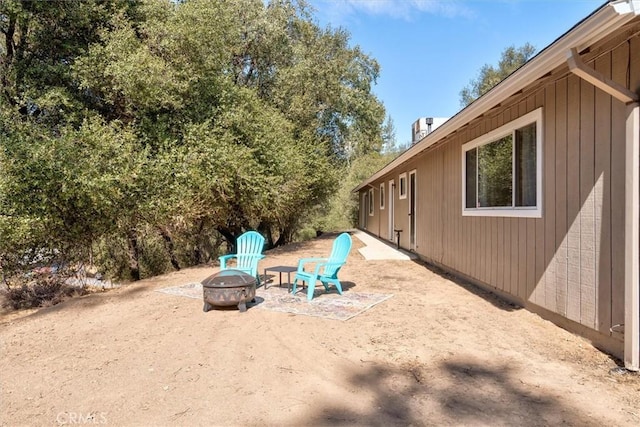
[138,231,172,278]
[295,227,319,242]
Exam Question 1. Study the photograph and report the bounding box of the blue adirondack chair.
[218,231,266,285]
[291,232,352,300]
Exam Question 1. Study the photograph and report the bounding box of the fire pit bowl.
[202,269,256,312]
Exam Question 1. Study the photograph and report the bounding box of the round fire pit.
[201,269,256,313]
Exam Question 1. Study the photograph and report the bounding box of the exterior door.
[362,192,368,229]
[409,170,417,250]
[388,180,395,241]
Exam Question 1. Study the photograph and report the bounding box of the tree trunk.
[159,227,180,271]
[1,13,17,105]
[193,220,205,264]
[257,221,274,249]
[274,227,292,247]
[216,227,239,254]
[126,230,141,281]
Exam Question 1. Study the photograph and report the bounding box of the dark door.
[409,171,416,249]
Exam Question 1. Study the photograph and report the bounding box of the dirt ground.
[1,232,640,426]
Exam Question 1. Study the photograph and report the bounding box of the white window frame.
[461,107,543,218]
[398,173,407,199]
[379,183,385,209]
[368,188,374,216]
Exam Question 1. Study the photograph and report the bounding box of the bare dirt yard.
[2,232,640,426]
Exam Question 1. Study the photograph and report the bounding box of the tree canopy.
[459,43,536,107]
[0,0,387,282]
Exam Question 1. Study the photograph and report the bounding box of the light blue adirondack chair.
[218,231,266,285]
[291,232,352,300]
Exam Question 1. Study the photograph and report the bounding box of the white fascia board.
[354,2,635,193]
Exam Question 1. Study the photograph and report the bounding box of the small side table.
[263,266,298,291]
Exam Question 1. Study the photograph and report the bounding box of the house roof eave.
[354,1,635,193]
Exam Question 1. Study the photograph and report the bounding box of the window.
[399,173,407,199]
[379,184,385,209]
[462,108,542,217]
[368,188,374,216]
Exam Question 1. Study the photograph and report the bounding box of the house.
[354,0,640,371]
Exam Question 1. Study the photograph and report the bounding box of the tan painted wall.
[358,28,640,344]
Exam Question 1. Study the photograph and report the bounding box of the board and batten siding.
[360,32,640,348]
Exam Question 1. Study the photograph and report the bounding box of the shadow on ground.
[414,258,523,313]
[299,359,609,426]
[2,281,151,322]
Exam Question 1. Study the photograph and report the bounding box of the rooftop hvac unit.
[412,117,435,143]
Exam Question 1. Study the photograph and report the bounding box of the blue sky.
[308,0,606,147]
